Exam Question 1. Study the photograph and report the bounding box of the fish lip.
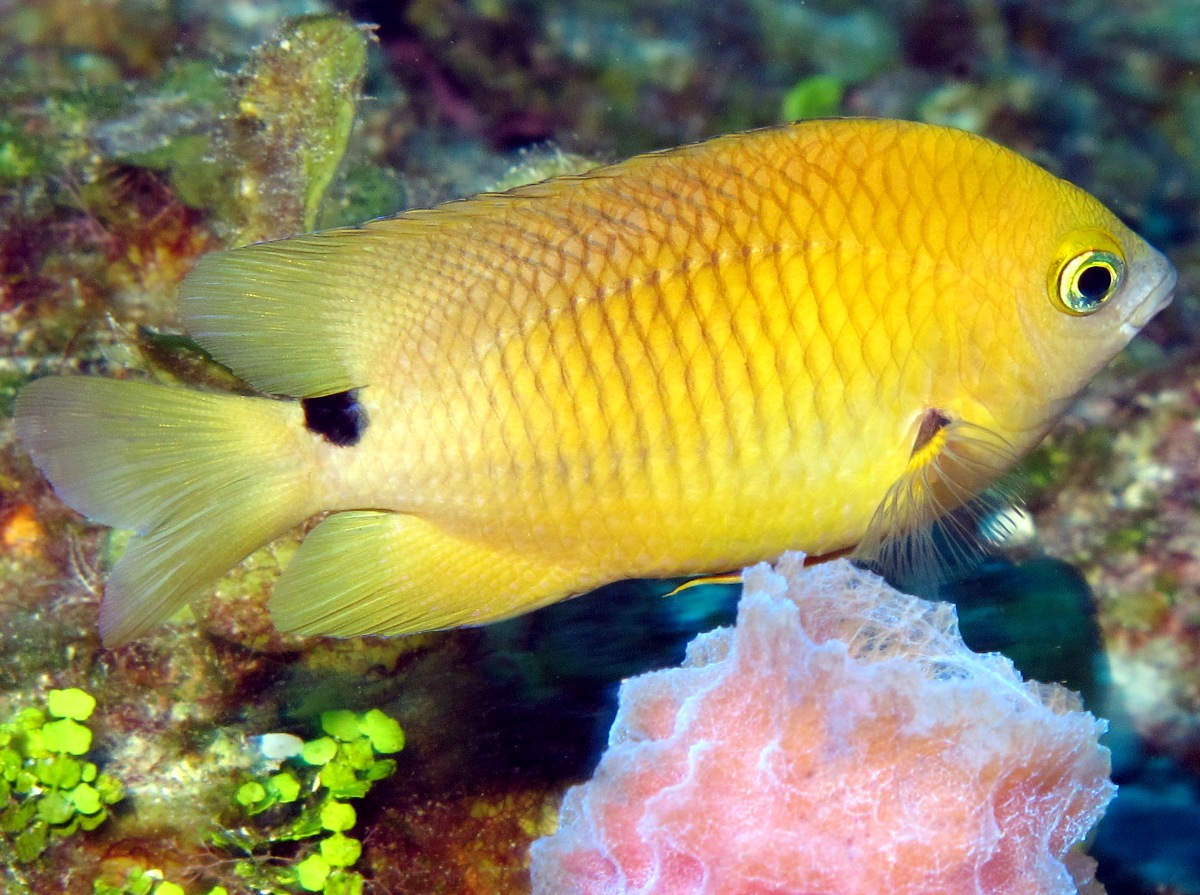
[1119,266,1176,341]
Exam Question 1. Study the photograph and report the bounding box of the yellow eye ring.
[1055,249,1125,315]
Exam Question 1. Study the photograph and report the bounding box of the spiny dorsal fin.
[852,416,1023,592]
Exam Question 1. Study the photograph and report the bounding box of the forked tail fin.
[13,377,320,645]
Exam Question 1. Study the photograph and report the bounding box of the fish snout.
[1119,248,1176,340]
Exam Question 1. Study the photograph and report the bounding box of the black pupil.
[1077,264,1113,302]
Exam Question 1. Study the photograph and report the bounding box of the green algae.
[223,15,371,242]
[0,689,124,868]
[781,74,845,121]
[213,708,402,895]
[102,15,372,245]
[1022,424,1118,505]
[0,12,371,372]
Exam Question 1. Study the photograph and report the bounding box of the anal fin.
[270,510,580,637]
[852,415,1023,592]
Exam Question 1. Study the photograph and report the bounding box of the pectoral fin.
[853,413,1022,590]
[270,510,581,637]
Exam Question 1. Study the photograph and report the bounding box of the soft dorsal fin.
[178,230,397,397]
[852,414,1023,591]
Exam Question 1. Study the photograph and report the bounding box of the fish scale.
[13,118,1176,643]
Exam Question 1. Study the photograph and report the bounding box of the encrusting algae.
[12,118,1175,645]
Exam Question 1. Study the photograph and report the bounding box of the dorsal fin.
[176,177,648,399]
[178,230,396,397]
[176,124,812,399]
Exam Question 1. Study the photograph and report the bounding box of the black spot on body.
[303,389,367,447]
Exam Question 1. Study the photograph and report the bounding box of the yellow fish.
[14,119,1175,645]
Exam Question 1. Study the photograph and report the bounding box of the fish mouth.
[1119,264,1176,341]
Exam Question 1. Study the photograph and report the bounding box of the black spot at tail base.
[303,390,367,447]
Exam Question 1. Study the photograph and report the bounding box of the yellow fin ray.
[663,573,743,598]
[14,377,318,645]
[852,419,1022,591]
[270,510,581,637]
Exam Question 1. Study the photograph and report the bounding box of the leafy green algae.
[215,708,403,895]
[98,15,371,245]
[0,689,123,866]
[221,15,371,242]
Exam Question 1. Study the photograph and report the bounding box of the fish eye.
[1055,249,1125,315]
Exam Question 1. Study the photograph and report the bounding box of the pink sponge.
[530,554,1114,895]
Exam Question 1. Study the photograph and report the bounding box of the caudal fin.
[13,377,319,645]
